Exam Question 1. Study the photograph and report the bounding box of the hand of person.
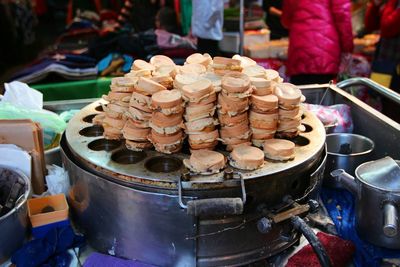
[269,7,283,17]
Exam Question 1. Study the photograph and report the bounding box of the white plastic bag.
[3,81,43,110]
[45,165,69,195]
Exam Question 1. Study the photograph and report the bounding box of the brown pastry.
[229,145,265,170]
[263,139,295,161]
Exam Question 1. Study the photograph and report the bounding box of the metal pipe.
[337,78,400,105]
[239,0,244,55]
[291,216,332,267]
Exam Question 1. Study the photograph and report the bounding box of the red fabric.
[32,0,48,16]
[160,47,196,58]
[365,0,400,38]
[100,10,118,21]
[254,58,284,71]
[281,0,353,76]
[286,232,355,267]
[174,0,182,25]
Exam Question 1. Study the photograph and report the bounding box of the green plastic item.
[180,0,192,36]
[0,102,67,149]
[31,78,112,101]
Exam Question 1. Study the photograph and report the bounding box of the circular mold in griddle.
[82,114,96,123]
[88,139,122,151]
[145,156,182,173]
[111,149,147,164]
[79,125,104,137]
[291,136,310,146]
[95,105,104,112]
[303,124,313,133]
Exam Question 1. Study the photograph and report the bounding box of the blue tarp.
[321,187,400,267]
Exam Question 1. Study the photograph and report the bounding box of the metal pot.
[45,146,61,166]
[331,157,400,249]
[0,166,31,263]
[324,133,374,188]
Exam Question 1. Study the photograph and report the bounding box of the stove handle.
[383,201,398,238]
[178,172,246,216]
[186,197,244,216]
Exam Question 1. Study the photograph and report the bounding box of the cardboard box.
[28,194,69,227]
[0,120,46,194]
[245,39,289,59]
[219,29,270,53]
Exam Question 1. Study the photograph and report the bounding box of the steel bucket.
[324,133,374,188]
[0,166,31,263]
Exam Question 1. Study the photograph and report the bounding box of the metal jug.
[331,156,400,249]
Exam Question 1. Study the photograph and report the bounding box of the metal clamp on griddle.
[257,200,332,267]
[257,199,319,233]
[178,169,247,216]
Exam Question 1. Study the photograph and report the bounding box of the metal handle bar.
[336,78,400,105]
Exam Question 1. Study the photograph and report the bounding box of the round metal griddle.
[66,100,326,189]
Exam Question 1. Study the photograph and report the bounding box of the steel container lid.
[356,157,400,192]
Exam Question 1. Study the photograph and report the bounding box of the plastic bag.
[1,81,67,149]
[0,102,66,134]
[303,103,353,133]
[0,102,66,149]
[45,165,69,196]
[3,81,43,109]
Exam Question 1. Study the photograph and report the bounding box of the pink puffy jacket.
[281,0,354,76]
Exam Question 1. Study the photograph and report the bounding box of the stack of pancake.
[96,54,304,166]
[150,56,176,90]
[102,77,135,139]
[123,77,166,150]
[265,69,283,83]
[212,57,242,76]
[218,72,253,151]
[275,83,304,139]
[185,53,212,68]
[182,79,219,151]
[149,89,185,154]
[249,77,279,147]
[125,59,154,79]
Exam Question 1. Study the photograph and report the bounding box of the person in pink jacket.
[281,0,354,85]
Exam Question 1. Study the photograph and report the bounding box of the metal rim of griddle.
[65,100,326,189]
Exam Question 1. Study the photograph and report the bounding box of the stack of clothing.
[10,53,98,83]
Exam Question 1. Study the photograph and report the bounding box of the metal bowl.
[324,133,374,187]
[0,166,31,263]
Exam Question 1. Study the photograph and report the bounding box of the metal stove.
[61,99,326,266]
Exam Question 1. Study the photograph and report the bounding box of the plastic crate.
[31,77,112,101]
